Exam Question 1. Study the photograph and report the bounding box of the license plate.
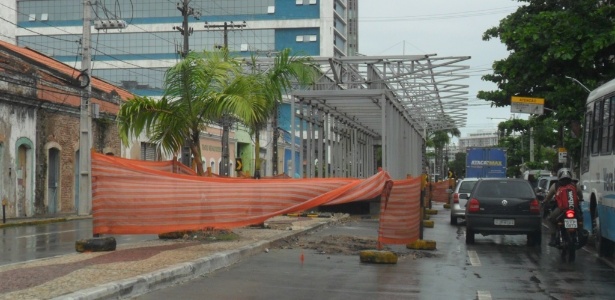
[494,219,515,226]
[564,219,578,228]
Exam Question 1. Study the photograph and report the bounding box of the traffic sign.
[235,158,242,171]
[511,96,545,114]
[558,148,567,163]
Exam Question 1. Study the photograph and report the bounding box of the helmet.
[557,168,572,180]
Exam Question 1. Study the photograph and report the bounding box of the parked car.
[535,175,558,201]
[465,178,542,246]
[449,178,479,225]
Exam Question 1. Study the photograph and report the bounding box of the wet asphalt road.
[137,204,615,300]
[0,219,157,266]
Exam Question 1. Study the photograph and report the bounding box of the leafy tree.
[426,128,461,176]
[449,152,466,178]
[495,116,559,177]
[117,50,267,175]
[478,0,615,165]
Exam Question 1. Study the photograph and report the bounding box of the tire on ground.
[75,237,116,252]
[423,220,434,228]
[407,239,437,250]
[359,250,398,264]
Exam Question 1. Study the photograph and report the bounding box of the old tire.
[359,250,398,264]
[596,217,615,257]
[75,237,116,252]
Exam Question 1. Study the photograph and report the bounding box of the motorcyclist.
[545,168,583,247]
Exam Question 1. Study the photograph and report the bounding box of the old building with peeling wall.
[0,40,132,218]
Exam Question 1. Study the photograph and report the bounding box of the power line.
[360,6,518,22]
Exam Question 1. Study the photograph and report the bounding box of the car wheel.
[527,231,541,247]
[450,214,458,225]
[465,227,475,244]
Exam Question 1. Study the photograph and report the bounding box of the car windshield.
[475,180,535,198]
[459,181,477,193]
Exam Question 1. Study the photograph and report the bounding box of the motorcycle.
[555,207,582,262]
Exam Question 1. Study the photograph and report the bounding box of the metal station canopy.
[251,54,471,138]
[248,54,471,179]
[311,54,471,137]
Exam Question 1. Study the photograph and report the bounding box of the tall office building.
[3,0,357,96]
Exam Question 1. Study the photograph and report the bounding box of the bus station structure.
[252,54,471,180]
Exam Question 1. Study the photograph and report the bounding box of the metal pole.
[291,97,296,178]
[78,0,92,216]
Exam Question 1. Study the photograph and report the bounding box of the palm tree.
[426,127,461,178]
[245,48,317,177]
[117,50,267,176]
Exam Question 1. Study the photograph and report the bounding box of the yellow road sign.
[511,96,545,105]
[235,158,243,171]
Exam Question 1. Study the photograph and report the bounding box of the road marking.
[477,290,492,300]
[17,229,78,239]
[468,250,482,266]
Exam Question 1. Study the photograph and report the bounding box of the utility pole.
[79,1,127,216]
[173,0,200,58]
[173,0,200,167]
[78,0,93,216]
[204,21,246,177]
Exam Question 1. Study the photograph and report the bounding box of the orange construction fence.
[429,180,453,203]
[91,153,422,245]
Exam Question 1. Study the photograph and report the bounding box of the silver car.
[449,178,479,225]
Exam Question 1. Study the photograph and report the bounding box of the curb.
[53,220,332,300]
[0,216,92,229]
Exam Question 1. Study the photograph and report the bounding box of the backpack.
[554,183,579,211]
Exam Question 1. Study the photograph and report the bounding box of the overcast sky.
[358,0,524,142]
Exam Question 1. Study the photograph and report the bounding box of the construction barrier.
[92,153,421,247]
[377,177,421,246]
[429,181,451,203]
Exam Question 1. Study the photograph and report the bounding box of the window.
[592,100,603,154]
[610,97,615,153]
[140,142,158,161]
[581,111,591,173]
[602,97,614,154]
[296,35,304,42]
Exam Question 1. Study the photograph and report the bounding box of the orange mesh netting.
[377,177,422,245]
[429,181,451,203]
[91,152,421,244]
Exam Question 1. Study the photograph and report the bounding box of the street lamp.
[565,76,591,93]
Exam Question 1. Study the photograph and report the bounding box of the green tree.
[245,48,317,177]
[117,50,267,176]
[426,128,461,177]
[450,152,466,178]
[495,116,559,177]
[478,0,615,164]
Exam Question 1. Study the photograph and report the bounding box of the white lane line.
[477,290,492,300]
[468,250,482,266]
[17,229,78,239]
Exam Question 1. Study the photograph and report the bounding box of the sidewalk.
[0,215,339,300]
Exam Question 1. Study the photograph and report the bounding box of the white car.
[449,178,479,225]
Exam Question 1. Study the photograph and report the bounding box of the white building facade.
[458,131,499,152]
